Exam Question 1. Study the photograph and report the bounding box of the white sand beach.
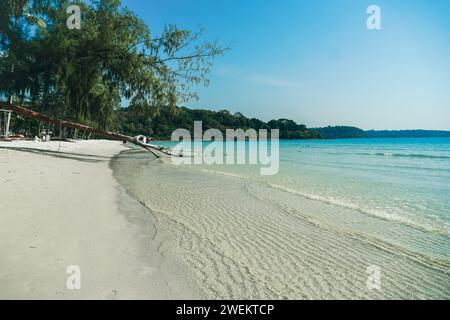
[0,140,198,299]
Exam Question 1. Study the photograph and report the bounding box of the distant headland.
[117,105,450,140]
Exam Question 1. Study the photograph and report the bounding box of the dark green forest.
[116,105,321,140]
[311,126,367,139]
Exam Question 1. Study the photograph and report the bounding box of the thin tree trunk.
[5,112,11,139]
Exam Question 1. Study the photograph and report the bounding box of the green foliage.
[267,119,320,139]
[311,126,367,139]
[116,105,321,140]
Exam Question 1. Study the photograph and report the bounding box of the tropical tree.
[0,0,50,103]
[0,0,226,135]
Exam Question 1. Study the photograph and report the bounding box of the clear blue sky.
[122,0,450,130]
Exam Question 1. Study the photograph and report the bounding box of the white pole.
[59,121,62,151]
[3,111,6,138]
[5,112,11,139]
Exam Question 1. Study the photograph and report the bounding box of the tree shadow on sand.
[0,146,110,163]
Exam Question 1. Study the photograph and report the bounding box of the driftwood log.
[0,101,169,158]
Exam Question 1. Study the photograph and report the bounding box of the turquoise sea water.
[114,137,450,298]
[159,137,450,237]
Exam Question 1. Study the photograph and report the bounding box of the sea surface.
[112,137,450,299]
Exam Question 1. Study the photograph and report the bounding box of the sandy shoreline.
[0,139,197,299]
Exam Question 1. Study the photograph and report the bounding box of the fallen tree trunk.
[0,101,168,158]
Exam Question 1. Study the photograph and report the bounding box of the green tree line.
[116,105,321,140]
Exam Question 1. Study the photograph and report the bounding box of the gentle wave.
[273,202,450,273]
[324,151,450,159]
[359,152,450,159]
[265,182,450,238]
[177,165,450,237]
